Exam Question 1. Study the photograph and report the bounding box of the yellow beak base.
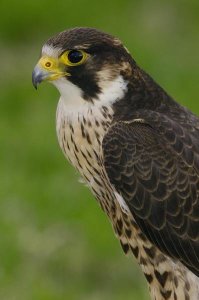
[32,56,70,89]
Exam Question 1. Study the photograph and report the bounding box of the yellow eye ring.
[60,50,88,66]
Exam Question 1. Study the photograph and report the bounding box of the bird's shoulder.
[102,108,199,276]
[103,107,199,168]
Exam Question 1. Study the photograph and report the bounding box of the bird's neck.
[55,76,127,179]
[54,75,128,117]
[112,66,178,122]
[55,74,129,156]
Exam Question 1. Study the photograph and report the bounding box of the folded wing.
[103,112,199,276]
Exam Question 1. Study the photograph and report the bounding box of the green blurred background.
[1,0,199,299]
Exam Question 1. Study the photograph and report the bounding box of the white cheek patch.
[97,75,128,106]
[53,75,128,111]
[53,74,128,125]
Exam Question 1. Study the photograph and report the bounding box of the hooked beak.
[32,65,49,89]
[32,56,70,89]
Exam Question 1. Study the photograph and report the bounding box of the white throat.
[53,75,128,116]
[53,77,84,108]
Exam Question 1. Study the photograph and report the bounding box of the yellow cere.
[38,56,60,71]
[38,56,70,80]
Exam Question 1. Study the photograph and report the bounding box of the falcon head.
[32,27,135,104]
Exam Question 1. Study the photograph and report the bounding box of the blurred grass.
[0,0,199,299]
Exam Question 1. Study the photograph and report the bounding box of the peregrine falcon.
[32,27,199,300]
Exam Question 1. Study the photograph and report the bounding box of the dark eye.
[68,50,83,64]
[61,49,88,66]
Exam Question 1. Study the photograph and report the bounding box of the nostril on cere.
[45,62,51,68]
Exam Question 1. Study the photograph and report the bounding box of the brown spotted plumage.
[32,27,199,299]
